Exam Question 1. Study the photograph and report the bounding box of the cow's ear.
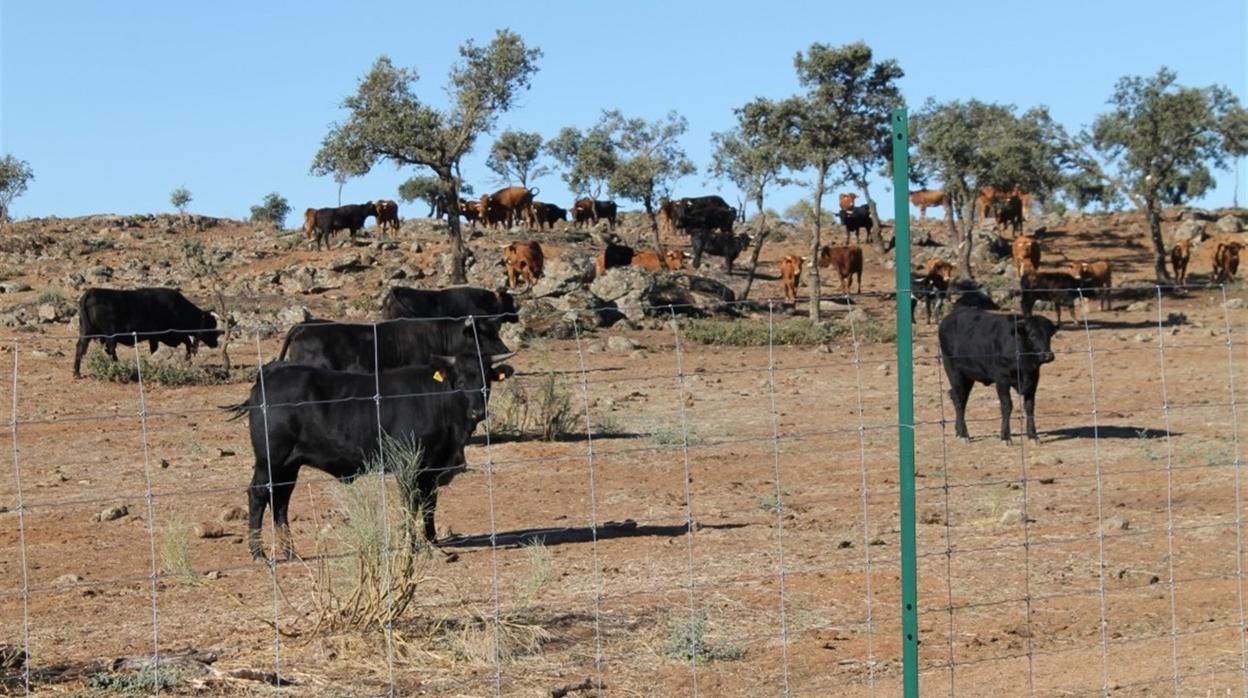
[493,364,515,382]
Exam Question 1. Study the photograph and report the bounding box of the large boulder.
[467,247,507,289]
[518,297,579,339]
[1216,215,1243,234]
[647,273,737,317]
[1173,219,1207,243]
[589,266,654,303]
[532,254,596,297]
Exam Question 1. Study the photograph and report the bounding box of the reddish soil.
[1,207,1247,695]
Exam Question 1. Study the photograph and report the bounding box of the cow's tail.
[528,186,540,198]
[277,325,299,362]
[220,396,254,422]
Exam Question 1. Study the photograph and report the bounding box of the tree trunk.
[808,168,826,320]
[959,196,975,281]
[740,203,769,302]
[441,170,469,285]
[1146,198,1170,282]
[337,180,344,207]
[858,179,886,254]
[644,194,662,252]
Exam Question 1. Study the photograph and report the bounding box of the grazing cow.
[1069,260,1113,311]
[485,186,540,228]
[595,242,635,277]
[838,192,857,211]
[779,255,804,303]
[1020,268,1083,326]
[278,317,511,374]
[302,208,317,240]
[630,249,687,272]
[312,203,376,250]
[1011,235,1041,276]
[374,200,400,235]
[502,241,544,288]
[689,230,751,272]
[909,189,947,218]
[995,195,1024,236]
[74,288,221,378]
[818,245,864,294]
[1214,240,1243,284]
[530,202,567,229]
[979,186,1032,219]
[229,354,515,561]
[572,199,618,229]
[1170,240,1192,286]
[938,307,1058,442]
[837,204,873,244]
[665,196,736,235]
[458,199,482,225]
[381,286,520,326]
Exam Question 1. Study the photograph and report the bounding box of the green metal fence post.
[891,107,920,697]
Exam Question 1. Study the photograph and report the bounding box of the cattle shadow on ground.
[1045,425,1177,441]
[473,430,647,446]
[440,519,747,550]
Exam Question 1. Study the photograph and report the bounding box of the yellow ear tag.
[432,370,445,383]
[497,371,507,380]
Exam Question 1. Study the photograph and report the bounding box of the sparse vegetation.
[249,192,291,229]
[489,371,577,441]
[685,318,831,346]
[440,612,552,666]
[82,349,229,386]
[516,539,553,606]
[650,425,703,446]
[663,610,743,663]
[87,666,188,695]
[169,187,192,215]
[0,154,34,223]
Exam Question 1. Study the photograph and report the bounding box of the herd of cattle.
[59,181,1245,561]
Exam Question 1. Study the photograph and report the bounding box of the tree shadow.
[1045,425,1177,441]
[441,519,747,550]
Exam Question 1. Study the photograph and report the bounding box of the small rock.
[999,508,1025,526]
[220,506,246,522]
[195,522,226,539]
[1223,298,1245,310]
[204,570,222,580]
[0,282,30,293]
[1032,454,1062,467]
[1102,516,1130,533]
[1173,219,1207,243]
[919,507,945,525]
[36,304,59,323]
[98,505,128,522]
[845,308,869,324]
[218,449,235,457]
[1126,300,1151,313]
[837,540,853,549]
[1166,312,1187,326]
[54,574,83,586]
[607,336,640,352]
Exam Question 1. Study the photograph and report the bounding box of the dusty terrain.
[1,204,1247,696]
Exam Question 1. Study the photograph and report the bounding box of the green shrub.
[488,371,576,441]
[82,348,236,386]
[685,318,831,346]
[663,610,743,662]
[87,665,187,695]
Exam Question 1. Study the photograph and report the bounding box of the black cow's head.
[1017,315,1057,364]
[200,311,224,348]
[430,352,516,425]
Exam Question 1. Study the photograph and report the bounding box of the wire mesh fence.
[0,285,1244,696]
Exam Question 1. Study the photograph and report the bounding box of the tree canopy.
[311,30,541,282]
[1081,67,1248,279]
[0,154,34,222]
[545,124,618,199]
[604,110,695,228]
[170,187,192,214]
[249,192,291,229]
[486,130,549,188]
[710,98,792,218]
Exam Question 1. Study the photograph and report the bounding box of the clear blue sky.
[2,1,1245,223]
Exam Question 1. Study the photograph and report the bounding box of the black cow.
[531,202,567,229]
[227,354,514,560]
[911,273,950,325]
[380,286,519,326]
[596,242,635,276]
[837,204,873,244]
[996,195,1024,235]
[278,317,511,374]
[690,230,751,272]
[1020,271,1083,326]
[938,308,1058,443]
[572,199,618,229]
[311,202,375,250]
[74,288,221,378]
[668,196,736,234]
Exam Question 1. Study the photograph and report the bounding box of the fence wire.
[0,285,1244,696]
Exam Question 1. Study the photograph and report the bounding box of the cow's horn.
[489,352,516,364]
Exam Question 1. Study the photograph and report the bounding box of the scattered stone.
[1172,219,1206,243]
[1216,215,1243,234]
[0,282,30,293]
[194,522,226,539]
[837,540,853,549]
[1038,477,1056,485]
[1166,312,1187,326]
[220,506,247,522]
[204,570,223,581]
[1032,454,1062,467]
[919,507,945,525]
[98,505,128,522]
[54,574,83,586]
[1223,298,1244,310]
[1102,516,1130,533]
[607,336,640,352]
[218,449,235,457]
[36,304,59,323]
[999,508,1024,526]
[1125,300,1151,313]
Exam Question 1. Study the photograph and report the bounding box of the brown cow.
[1012,235,1041,276]
[630,249,686,272]
[1020,267,1082,326]
[838,192,857,211]
[818,245,864,294]
[1170,239,1192,286]
[925,259,956,282]
[909,189,946,218]
[573,199,618,229]
[1069,260,1113,311]
[979,185,1032,219]
[1214,240,1243,284]
[302,208,317,240]
[779,255,804,303]
[502,241,544,288]
[458,199,482,225]
[374,200,400,235]
[485,186,539,228]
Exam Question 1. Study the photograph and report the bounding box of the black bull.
[227,356,514,561]
[73,287,221,378]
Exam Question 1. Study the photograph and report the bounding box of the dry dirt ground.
[2,207,1248,696]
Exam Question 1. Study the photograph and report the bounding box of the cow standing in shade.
[74,288,221,378]
[939,307,1058,443]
